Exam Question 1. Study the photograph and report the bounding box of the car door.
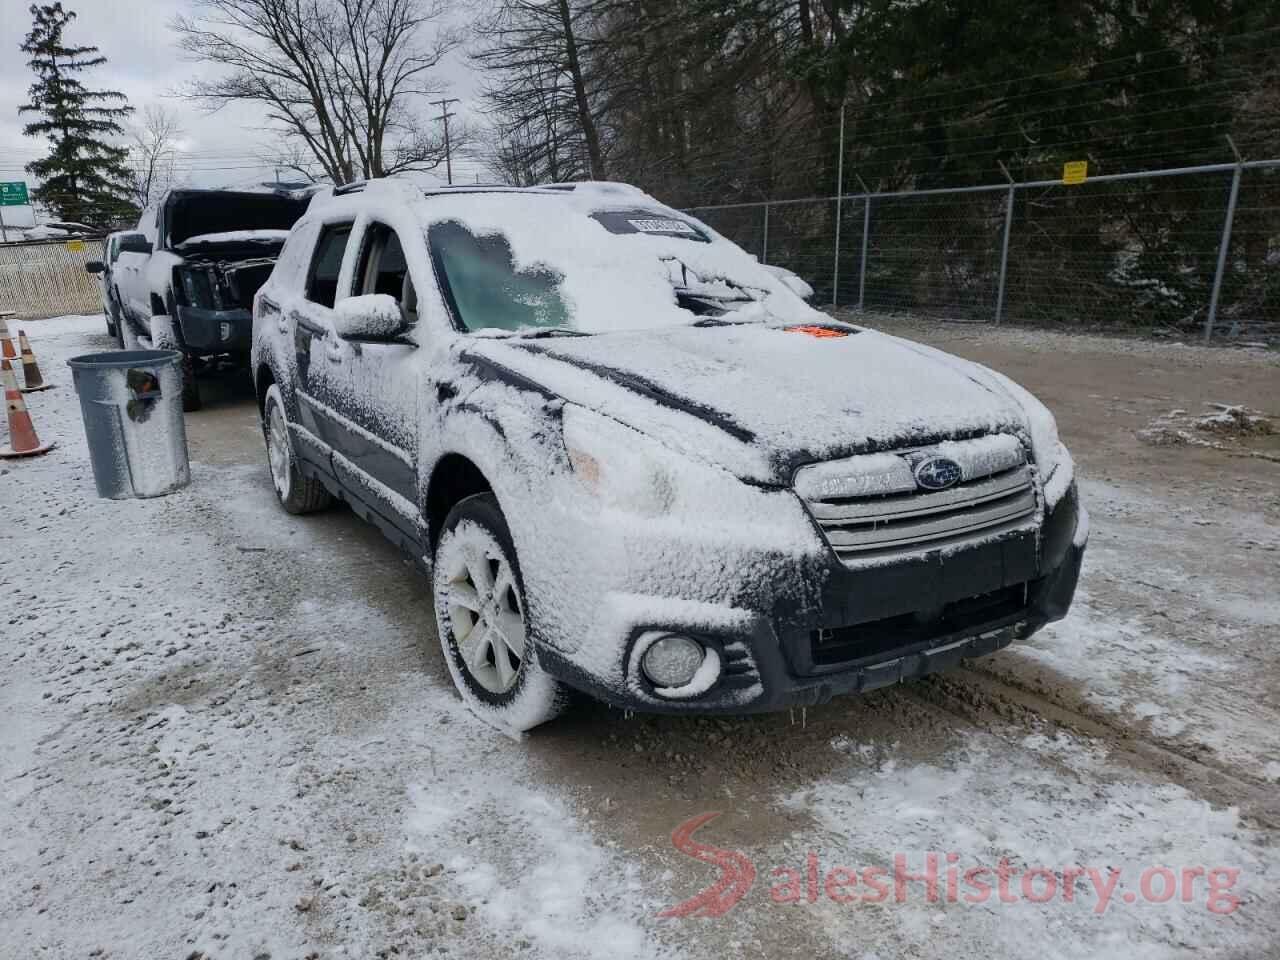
[105,235,123,307]
[290,219,356,461]
[316,219,423,543]
[118,205,161,322]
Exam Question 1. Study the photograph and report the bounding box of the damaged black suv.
[103,186,315,409]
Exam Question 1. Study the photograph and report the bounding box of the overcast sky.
[0,0,483,227]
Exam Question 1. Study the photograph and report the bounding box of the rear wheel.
[433,493,567,733]
[263,383,332,514]
[108,300,125,347]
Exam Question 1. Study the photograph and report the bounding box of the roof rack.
[332,180,368,195]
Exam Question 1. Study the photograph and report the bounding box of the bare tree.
[129,105,184,207]
[172,0,462,184]
[473,0,607,184]
[260,142,325,184]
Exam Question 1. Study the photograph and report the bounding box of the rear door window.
[306,223,352,308]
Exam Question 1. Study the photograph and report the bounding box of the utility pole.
[431,98,460,185]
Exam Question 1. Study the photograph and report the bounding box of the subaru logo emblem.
[913,456,962,491]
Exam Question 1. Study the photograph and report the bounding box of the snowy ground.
[2,313,1278,959]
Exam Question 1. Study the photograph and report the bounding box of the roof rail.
[332,180,368,195]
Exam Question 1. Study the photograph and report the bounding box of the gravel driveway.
[3,314,1278,959]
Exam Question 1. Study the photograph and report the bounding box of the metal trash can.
[67,349,191,499]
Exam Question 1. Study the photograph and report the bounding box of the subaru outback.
[251,178,1087,733]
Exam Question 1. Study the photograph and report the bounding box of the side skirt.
[297,458,429,574]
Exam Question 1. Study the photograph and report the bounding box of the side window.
[306,223,352,308]
[355,222,416,323]
[108,236,120,263]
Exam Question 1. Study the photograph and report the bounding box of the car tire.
[263,383,332,514]
[150,313,202,411]
[433,493,568,733]
[120,315,143,350]
[108,300,125,347]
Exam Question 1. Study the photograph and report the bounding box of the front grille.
[810,582,1029,666]
[796,435,1039,565]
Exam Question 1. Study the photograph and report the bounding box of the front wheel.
[150,313,201,411]
[433,493,568,733]
[119,314,144,350]
[263,383,332,515]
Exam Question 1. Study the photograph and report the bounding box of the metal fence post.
[855,175,871,311]
[1205,139,1245,342]
[994,163,1017,324]
[761,202,769,264]
[832,104,846,308]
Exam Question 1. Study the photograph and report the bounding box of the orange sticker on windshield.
[784,325,849,338]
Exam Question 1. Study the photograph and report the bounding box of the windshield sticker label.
[627,218,698,235]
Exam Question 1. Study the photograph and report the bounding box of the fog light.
[640,634,705,688]
[219,321,232,341]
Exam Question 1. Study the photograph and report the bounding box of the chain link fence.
[686,160,1280,341]
[0,238,106,320]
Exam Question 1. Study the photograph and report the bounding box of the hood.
[463,323,1029,485]
[173,230,291,259]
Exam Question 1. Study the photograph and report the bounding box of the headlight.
[561,405,677,515]
[178,268,199,305]
[986,370,1073,506]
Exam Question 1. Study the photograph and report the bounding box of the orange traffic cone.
[17,330,50,392]
[1,356,54,458]
[0,314,16,362]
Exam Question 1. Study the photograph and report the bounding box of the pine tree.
[19,3,135,226]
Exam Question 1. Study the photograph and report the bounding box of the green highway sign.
[0,182,30,206]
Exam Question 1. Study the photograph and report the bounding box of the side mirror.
[85,260,105,274]
[118,233,151,255]
[333,293,407,340]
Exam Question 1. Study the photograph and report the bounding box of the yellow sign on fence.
[1063,160,1088,185]
[65,239,85,253]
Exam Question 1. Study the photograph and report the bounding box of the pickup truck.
[101,186,315,409]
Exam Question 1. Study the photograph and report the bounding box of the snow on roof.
[306,177,822,335]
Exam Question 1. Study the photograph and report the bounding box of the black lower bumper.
[752,536,1084,710]
[544,484,1085,715]
[175,305,253,353]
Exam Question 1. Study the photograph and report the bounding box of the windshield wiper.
[514,327,588,338]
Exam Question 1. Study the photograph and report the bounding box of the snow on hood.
[464,323,1028,484]
[175,229,292,249]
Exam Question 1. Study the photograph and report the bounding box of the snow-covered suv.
[251,178,1087,733]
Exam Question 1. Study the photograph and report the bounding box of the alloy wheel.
[442,537,526,694]
[267,400,293,502]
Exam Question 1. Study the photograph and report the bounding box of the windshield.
[430,220,571,333]
[424,198,815,335]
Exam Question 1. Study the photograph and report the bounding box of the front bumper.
[539,484,1085,715]
[175,304,253,353]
